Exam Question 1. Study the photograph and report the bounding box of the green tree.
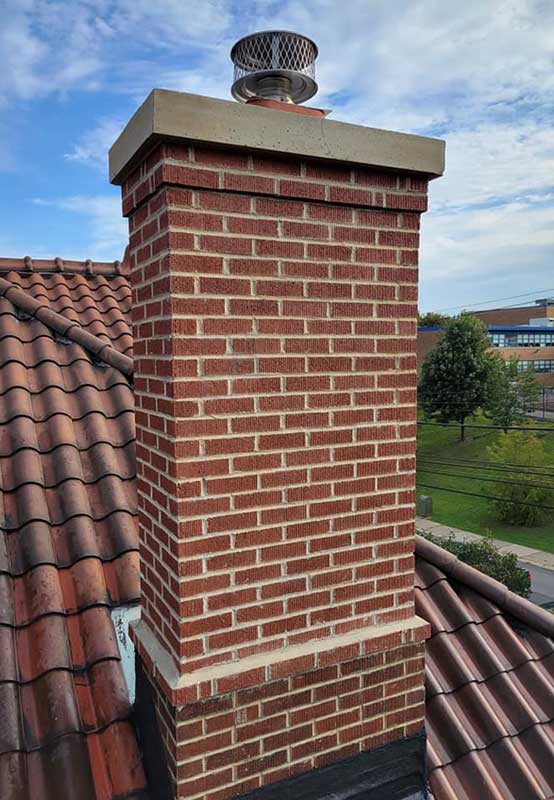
[418,311,451,328]
[487,431,554,525]
[419,314,492,441]
[422,532,531,597]
[485,358,541,432]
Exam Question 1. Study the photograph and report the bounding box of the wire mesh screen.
[231,31,317,82]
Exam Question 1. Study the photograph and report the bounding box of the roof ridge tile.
[0,277,133,378]
[0,257,128,277]
[415,535,554,640]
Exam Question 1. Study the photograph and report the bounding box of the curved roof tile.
[416,538,554,800]
[0,265,144,800]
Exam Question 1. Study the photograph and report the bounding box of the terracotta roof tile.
[0,263,145,799]
[416,538,554,800]
[0,273,133,367]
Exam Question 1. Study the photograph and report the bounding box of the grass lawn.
[416,414,554,553]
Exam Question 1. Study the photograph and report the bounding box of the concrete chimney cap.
[109,90,445,185]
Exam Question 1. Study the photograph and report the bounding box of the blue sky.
[1,0,553,311]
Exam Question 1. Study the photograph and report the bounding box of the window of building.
[517,360,554,373]
[489,331,554,347]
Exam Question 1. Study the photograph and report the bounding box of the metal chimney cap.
[230,30,318,105]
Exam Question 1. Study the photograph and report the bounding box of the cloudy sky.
[0,0,553,311]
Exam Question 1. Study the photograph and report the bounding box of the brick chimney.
[111,88,444,800]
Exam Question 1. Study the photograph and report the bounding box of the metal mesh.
[232,31,317,82]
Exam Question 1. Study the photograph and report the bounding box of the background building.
[418,299,554,389]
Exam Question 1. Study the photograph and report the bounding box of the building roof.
[0,261,145,800]
[418,325,554,333]
[0,259,552,800]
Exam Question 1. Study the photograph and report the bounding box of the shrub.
[486,431,554,525]
[422,531,531,597]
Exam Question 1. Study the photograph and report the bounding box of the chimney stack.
[111,35,444,799]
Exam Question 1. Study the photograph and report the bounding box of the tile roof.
[0,261,146,800]
[1,258,553,800]
[0,258,132,359]
[416,537,554,800]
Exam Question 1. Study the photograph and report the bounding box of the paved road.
[523,562,554,607]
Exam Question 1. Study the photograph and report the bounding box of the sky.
[0,0,553,312]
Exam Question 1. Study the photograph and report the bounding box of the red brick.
[355,170,397,189]
[379,230,419,248]
[161,163,219,189]
[200,235,253,255]
[252,155,302,175]
[283,220,329,239]
[307,243,352,262]
[194,148,248,169]
[227,216,279,236]
[279,180,326,200]
[166,208,223,231]
[224,173,275,193]
[256,239,304,258]
[256,197,304,217]
[334,227,376,244]
[197,191,251,212]
[385,193,427,211]
[263,723,313,752]
[237,715,288,743]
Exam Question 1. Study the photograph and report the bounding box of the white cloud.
[0,0,233,106]
[65,116,126,171]
[106,0,232,48]
[34,194,127,260]
[0,2,102,105]
[420,199,554,310]
[429,122,554,211]
[422,200,554,280]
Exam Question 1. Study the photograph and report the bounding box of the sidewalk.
[416,516,554,572]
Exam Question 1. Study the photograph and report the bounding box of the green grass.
[416,414,554,553]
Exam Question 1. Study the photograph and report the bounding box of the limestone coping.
[130,615,430,705]
[109,89,445,185]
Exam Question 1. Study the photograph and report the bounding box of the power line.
[416,481,554,512]
[417,467,554,491]
[417,457,554,480]
[414,456,554,475]
[432,288,554,314]
[418,420,554,433]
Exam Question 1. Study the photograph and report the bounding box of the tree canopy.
[418,311,451,328]
[419,313,492,440]
[485,358,541,431]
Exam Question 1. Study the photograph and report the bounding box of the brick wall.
[144,637,426,800]
[122,139,430,799]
